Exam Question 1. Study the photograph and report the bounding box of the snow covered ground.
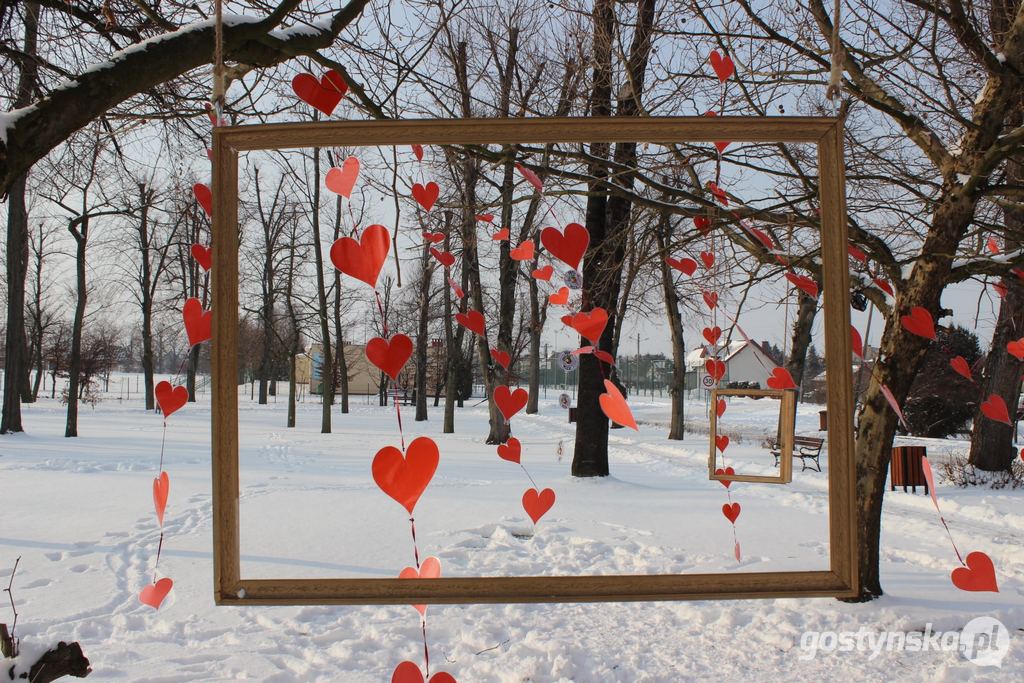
[1,376,1021,681]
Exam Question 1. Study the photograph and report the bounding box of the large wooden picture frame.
[210,116,858,605]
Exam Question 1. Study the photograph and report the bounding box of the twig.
[2,556,20,658]
[474,639,510,656]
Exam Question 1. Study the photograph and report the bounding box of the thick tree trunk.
[415,243,431,422]
[65,222,88,438]
[656,215,686,439]
[785,286,819,389]
[526,261,545,414]
[138,183,156,411]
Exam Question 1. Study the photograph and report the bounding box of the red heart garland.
[707,182,729,206]
[365,335,413,380]
[509,239,535,261]
[497,437,521,464]
[494,385,528,421]
[702,291,719,309]
[785,272,819,298]
[476,213,494,223]
[722,502,741,524]
[191,244,212,271]
[192,183,212,217]
[182,298,211,347]
[291,70,347,116]
[980,394,1011,426]
[693,216,711,233]
[716,398,727,418]
[767,367,798,390]
[411,144,424,161]
[705,358,726,382]
[715,466,734,488]
[448,279,464,299]
[709,50,735,82]
[139,577,173,609]
[153,471,169,527]
[398,556,441,616]
[532,265,554,281]
[455,309,485,336]
[715,435,730,453]
[699,251,715,269]
[412,182,440,211]
[950,551,999,592]
[949,356,973,381]
[548,287,569,305]
[540,223,589,270]
[154,380,188,418]
[598,379,638,430]
[522,487,556,524]
[490,348,511,369]
[491,228,510,241]
[429,248,455,268]
[666,257,698,276]
[330,224,391,288]
[567,308,609,345]
[325,156,360,198]
[422,231,445,244]
[371,436,439,514]
[515,163,543,192]
[900,306,936,340]
[703,326,722,345]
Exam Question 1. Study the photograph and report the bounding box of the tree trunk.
[415,243,431,422]
[526,260,545,414]
[656,214,686,439]
[785,286,819,389]
[333,195,350,414]
[443,221,459,433]
[65,220,88,438]
[287,352,297,428]
[310,149,333,433]
[1,2,39,434]
[186,344,199,401]
[137,183,156,411]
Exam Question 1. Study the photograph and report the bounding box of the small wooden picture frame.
[210,115,858,605]
[708,388,796,485]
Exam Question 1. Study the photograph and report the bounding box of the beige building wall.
[306,343,383,395]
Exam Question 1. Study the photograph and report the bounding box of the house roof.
[686,339,775,369]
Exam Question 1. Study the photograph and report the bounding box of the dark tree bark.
[310,149,333,433]
[332,194,350,414]
[656,213,686,439]
[443,214,462,433]
[414,241,432,421]
[785,286,819,390]
[572,0,656,477]
[65,215,89,438]
[135,182,159,411]
[15,640,91,682]
[1,1,39,434]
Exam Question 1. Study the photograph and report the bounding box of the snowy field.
[1,376,1022,681]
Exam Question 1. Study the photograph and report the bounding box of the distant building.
[303,339,446,396]
[685,340,778,389]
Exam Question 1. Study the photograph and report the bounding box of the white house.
[685,340,778,389]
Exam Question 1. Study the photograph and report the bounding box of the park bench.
[770,435,825,472]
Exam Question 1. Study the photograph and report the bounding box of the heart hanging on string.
[949,356,973,381]
[548,287,569,306]
[491,228,510,241]
[785,272,819,298]
[422,231,445,244]
[709,50,735,82]
[496,437,521,464]
[153,471,169,527]
[515,163,543,192]
[139,577,173,609]
[705,359,726,382]
[541,223,590,270]
[291,70,348,115]
[191,244,212,271]
[390,660,458,683]
[722,502,741,524]
[490,348,511,369]
[522,487,556,524]
[566,308,609,345]
[412,182,440,211]
[532,265,553,281]
[154,381,188,418]
[766,367,797,390]
[325,156,360,198]
[330,224,391,288]
[715,466,734,488]
[455,309,485,336]
[365,335,413,381]
[900,306,936,340]
[371,436,439,515]
[980,394,1011,426]
[192,183,212,217]
[666,257,697,276]
[494,385,528,421]
[429,248,455,268]
[950,551,999,592]
[182,298,212,347]
[598,379,638,430]
[703,326,722,345]
[510,239,535,261]
[398,556,441,616]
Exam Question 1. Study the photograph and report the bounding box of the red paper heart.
[702,112,731,152]
[785,272,819,298]
[699,251,715,269]
[951,551,999,592]
[722,502,741,524]
[510,239,535,261]
[745,225,775,249]
[154,380,187,418]
[703,326,722,345]
[411,144,424,161]
[515,163,543,192]
[532,265,554,281]
[716,398,727,418]
[980,394,1011,426]
[767,367,797,390]
[430,248,455,268]
[398,556,441,616]
[1007,338,1024,360]
[490,349,511,369]
[666,257,698,276]
[422,231,445,244]
[709,50,735,82]
[707,182,728,206]
[851,326,864,359]
[391,660,458,683]
[848,244,867,262]
[598,379,638,430]
[548,287,569,305]
[455,309,485,336]
[702,291,718,309]
[372,436,439,514]
[291,70,347,116]
[153,471,169,526]
[705,359,725,382]
[476,213,494,223]
[366,335,413,380]
[412,182,440,211]
[191,244,212,271]
[715,434,730,453]
[541,223,589,270]
[993,281,1008,298]
[522,487,556,524]
[900,306,936,340]
[139,577,173,609]
[491,228,510,241]
[567,308,609,345]
[873,277,894,296]
[325,156,360,198]
[192,183,212,217]
[715,466,734,488]
[182,297,211,347]
[497,437,521,464]
[330,224,391,288]
[494,385,528,421]
[448,278,464,299]
[986,237,1001,255]
[950,356,973,381]
[693,216,711,233]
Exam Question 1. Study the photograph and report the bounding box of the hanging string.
[826,0,844,100]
